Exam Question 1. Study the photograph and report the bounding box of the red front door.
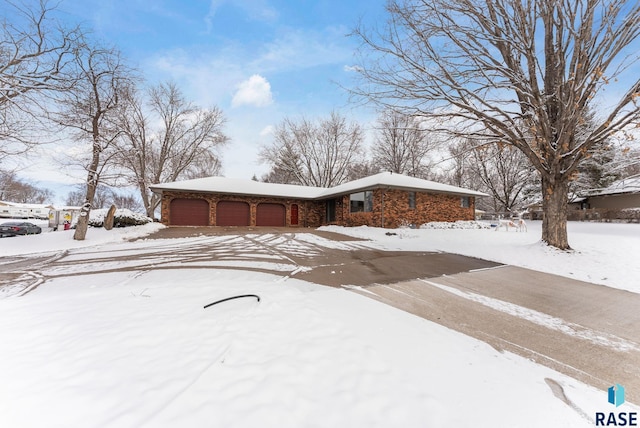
[291,204,299,225]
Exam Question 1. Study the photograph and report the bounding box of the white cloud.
[205,0,278,32]
[343,64,363,73]
[231,74,274,108]
[259,125,275,136]
[251,26,353,73]
[204,0,224,33]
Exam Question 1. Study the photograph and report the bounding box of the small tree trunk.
[541,175,571,250]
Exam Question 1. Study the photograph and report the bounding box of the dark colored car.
[0,221,42,237]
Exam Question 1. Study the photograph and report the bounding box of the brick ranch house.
[149,172,487,228]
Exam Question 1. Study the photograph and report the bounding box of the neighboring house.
[565,177,640,222]
[579,177,640,210]
[149,172,487,228]
[0,201,54,219]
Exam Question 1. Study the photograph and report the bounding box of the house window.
[408,192,416,209]
[350,191,373,213]
[460,196,470,208]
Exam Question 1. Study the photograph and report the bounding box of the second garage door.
[216,201,250,226]
[256,203,285,226]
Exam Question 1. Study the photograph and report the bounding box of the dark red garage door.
[256,203,285,226]
[216,201,250,226]
[170,198,209,226]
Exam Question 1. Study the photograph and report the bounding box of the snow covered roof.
[149,172,488,199]
[318,172,488,198]
[0,201,54,209]
[150,177,326,199]
[586,177,640,197]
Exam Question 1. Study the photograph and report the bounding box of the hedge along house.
[149,172,487,228]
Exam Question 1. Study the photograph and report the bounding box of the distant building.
[581,177,640,210]
[0,201,54,219]
[566,177,640,222]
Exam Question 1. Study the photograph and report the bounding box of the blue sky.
[44,0,388,184]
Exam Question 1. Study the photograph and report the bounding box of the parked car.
[0,221,42,237]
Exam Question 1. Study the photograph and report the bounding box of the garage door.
[216,201,250,226]
[256,203,285,227]
[170,198,209,226]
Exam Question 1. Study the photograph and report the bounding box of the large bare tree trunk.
[541,176,570,250]
[74,139,101,240]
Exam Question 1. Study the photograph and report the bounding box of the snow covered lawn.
[0,221,637,427]
[321,220,640,293]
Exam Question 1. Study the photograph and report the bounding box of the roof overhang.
[149,172,489,200]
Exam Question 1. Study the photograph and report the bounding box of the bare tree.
[0,170,54,203]
[352,0,640,249]
[66,184,113,209]
[446,142,474,190]
[593,135,640,182]
[115,81,228,218]
[260,112,364,187]
[64,187,85,207]
[110,192,144,213]
[453,138,538,212]
[347,159,378,181]
[1,0,81,163]
[0,170,20,200]
[183,154,223,180]
[371,110,434,178]
[54,42,136,240]
[260,164,301,184]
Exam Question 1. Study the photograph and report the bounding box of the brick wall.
[160,191,320,227]
[160,188,475,228]
[304,200,325,227]
[339,189,475,228]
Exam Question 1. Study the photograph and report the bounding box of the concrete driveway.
[356,267,640,405]
[1,226,638,404]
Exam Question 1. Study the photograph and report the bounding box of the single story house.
[149,172,487,228]
[566,177,640,221]
[579,177,640,210]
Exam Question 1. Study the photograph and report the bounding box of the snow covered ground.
[0,220,638,427]
[322,220,640,293]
